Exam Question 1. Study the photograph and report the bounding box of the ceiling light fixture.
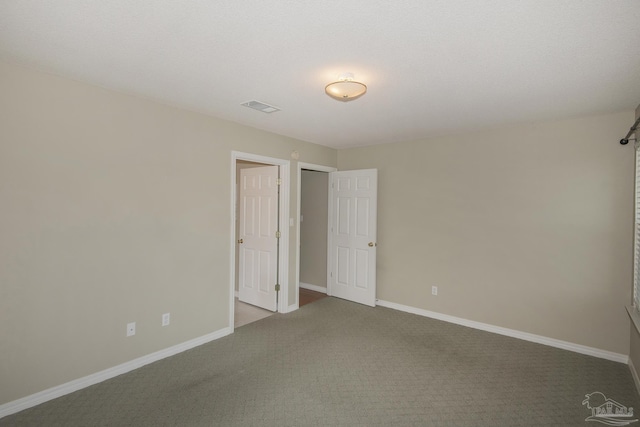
[325,73,367,102]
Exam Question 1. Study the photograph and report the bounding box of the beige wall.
[0,60,336,405]
[338,110,635,355]
[300,170,329,289]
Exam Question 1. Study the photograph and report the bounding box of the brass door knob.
[368,242,377,247]
[238,239,243,244]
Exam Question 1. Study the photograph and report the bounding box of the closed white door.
[328,169,377,307]
[238,165,279,311]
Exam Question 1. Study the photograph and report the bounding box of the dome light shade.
[325,73,367,101]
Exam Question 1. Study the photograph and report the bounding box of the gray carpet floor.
[2,297,639,426]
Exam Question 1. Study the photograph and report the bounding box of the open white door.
[328,169,377,307]
[238,165,279,311]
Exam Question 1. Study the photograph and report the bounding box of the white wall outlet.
[432,286,438,296]
[126,322,136,337]
[162,313,170,326]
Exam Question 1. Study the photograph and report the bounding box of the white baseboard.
[376,299,628,364]
[0,327,232,419]
[299,282,327,294]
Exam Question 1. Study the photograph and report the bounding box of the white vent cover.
[241,100,280,113]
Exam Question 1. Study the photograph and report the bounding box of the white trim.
[229,154,238,332]
[299,282,328,294]
[634,146,640,310]
[279,163,290,312]
[295,162,336,310]
[376,299,628,364]
[630,357,640,397]
[231,151,290,322]
[0,327,232,419]
[326,173,333,298]
[287,303,298,313]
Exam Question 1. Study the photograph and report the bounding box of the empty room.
[2,2,640,426]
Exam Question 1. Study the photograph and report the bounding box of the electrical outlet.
[432,286,438,296]
[127,322,136,337]
[162,313,170,326]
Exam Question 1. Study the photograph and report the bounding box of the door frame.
[230,151,290,331]
[295,162,336,310]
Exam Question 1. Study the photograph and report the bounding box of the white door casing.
[328,169,377,307]
[238,165,279,311]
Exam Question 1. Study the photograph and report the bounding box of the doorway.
[295,162,336,309]
[230,152,290,331]
[297,165,378,308]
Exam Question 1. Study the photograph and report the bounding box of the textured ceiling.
[1,1,640,149]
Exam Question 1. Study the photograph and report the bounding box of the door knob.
[238,239,243,244]
[368,242,377,247]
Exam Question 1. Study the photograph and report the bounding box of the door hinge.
[275,231,281,238]
[276,178,282,185]
[275,284,281,292]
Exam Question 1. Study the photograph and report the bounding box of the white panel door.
[329,169,377,307]
[238,166,279,311]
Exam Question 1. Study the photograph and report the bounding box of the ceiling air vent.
[241,100,280,113]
